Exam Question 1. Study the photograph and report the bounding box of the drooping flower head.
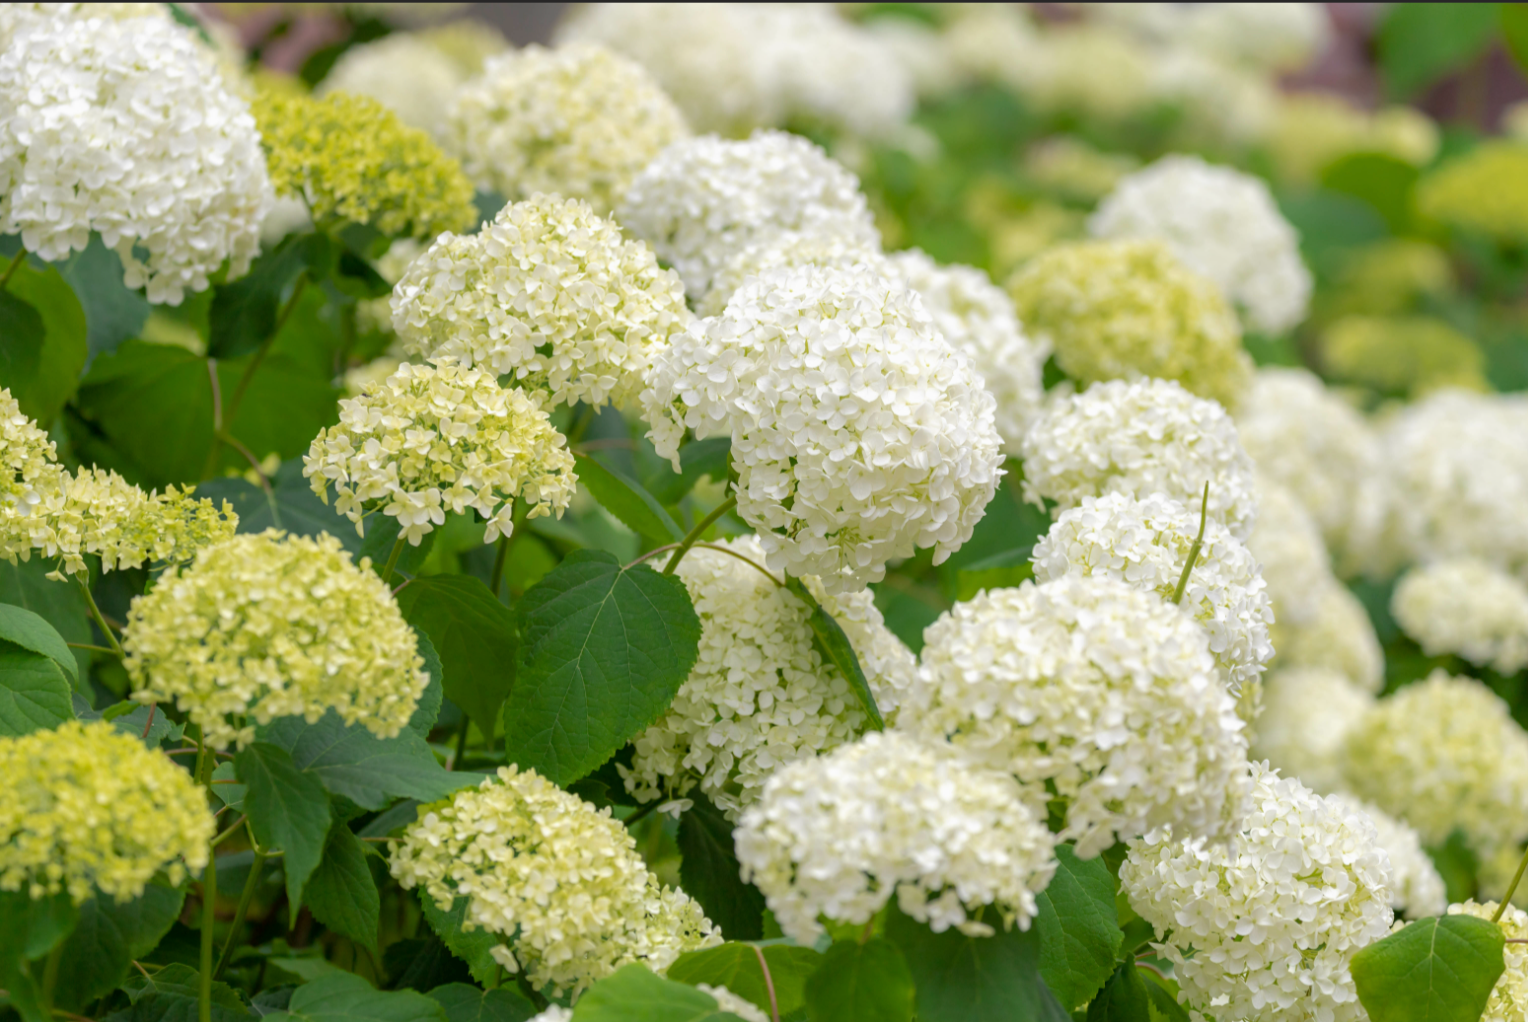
[254,86,477,240]
[1251,667,1374,796]
[1392,558,1528,677]
[643,263,1003,591]
[391,195,690,412]
[618,130,880,300]
[1031,491,1274,703]
[1020,378,1259,540]
[0,720,214,903]
[907,577,1252,857]
[123,530,430,750]
[389,765,719,996]
[1122,765,1394,1022]
[1342,671,1528,852]
[1006,239,1253,409]
[734,731,1057,945]
[625,536,916,819]
[304,359,577,546]
[445,43,689,215]
[0,11,270,303]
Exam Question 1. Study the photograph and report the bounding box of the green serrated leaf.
[1141,974,1189,1022]
[1036,845,1124,1010]
[383,934,470,993]
[395,575,517,742]
[419,896,499,987]
[1086,963,1151,1022]
[576,453,683,543]
[52,882,185,1011]
[257,710,471,811]
[0,606,82,686]
[0,641,73,736]
[0,557,91,681]
[572,963,750,1021]
[304,826,380,953]
[782,576,882,731]
[263,972,447,1022]
[409,632,445,737]
[97,700,183,747]
[426,983,536,1022]
[211,761,246,813]
[504,550,701,785]
[804,939,914,1022]
[668,943,823,1020]
[677,792,765,941]
[645,437,732,505]
[1,254,87,425]
[121,963,253,1022]
[53,234,148,363]
[0,284,45,403]
[235,742,333,921]
[211,234,334,359]
[1351,914,1506,1022]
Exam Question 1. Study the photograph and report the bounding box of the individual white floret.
[1271,580,1385,693]
[1122,765,1394,1022]
[1031,491,1273,697]
[1091,155,1312,335]
[643,263,1003,592]
[906,577,1252,857]
[734,731,1057,945]
[1324,795,1447,918]
[1393,558,1528,676]
[1019,378,1259,540]
[1251,668,1373,795]
[618,131,880,299]
[0,11,270,304]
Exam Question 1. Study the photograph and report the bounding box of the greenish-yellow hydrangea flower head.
[391,195,690,411]
[1342,671,1528,852]
[0,386,65,562]
[253,87,476,239]
[1417,142,1528,244]
[1320,315,1488,398]
[305,359,577,545]
[445,43,689,215]
[123,530,429,750]
[389,765,719,996]
[1006,239,1252,409]
[0,720,213,903]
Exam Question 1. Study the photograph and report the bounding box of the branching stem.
[1495,845,1528,922]
[662,494,738,575]
[75,577,124,659]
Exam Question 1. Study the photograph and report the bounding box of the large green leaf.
[210,233,334,359]
[1321,153,1421,236]
[2,254,87,425]
[235,742,333,920]
[0,603,78,684]
[121,963,253,1022]
[395,575,517,741]
[1504,4,1528,76]
[668,943,823,1020]
[885,905,1068,1022]
[0,557,92,680]
[1350,914,1506,1022]
[576,453,683,543]
[783,575,882,730]
[572,964,751,1021]
[259,709,473,811]
[263,972,448,1022]
[419,896,499,987]
[0,641,72,736]
[1377,3,1499,99]
[52,882,185,1011]
[53,235,149,363]
[383,934,471,993]
[1086,963,1150,1022]
[804,939,915,1022]
[1035,845,1124,1010]
[426,984,536,1022]
[676,792,765,941]
[503,550,701,785]
[304,825,380,953]
[0,286,44,397]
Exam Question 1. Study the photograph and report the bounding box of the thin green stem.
[379,537,406,586]
[489,534,510,598]
[0,253,23,291]
[452,715,470,771]
[622,800,660,828]
[662,494,738,576]
[1495,846,1528,922]
[67,643,120,655]
[751,945,780,1022]
[197,740,218,1022]
[1171,483,1210,605]
[39,942,63,1015]
[76,577,124,659]
[214,842,266,979]
[211,815,249,849]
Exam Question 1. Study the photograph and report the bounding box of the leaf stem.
[751,946,780,1022]
[1495,845,1528,922]
[379,536,406,586]
[488,499,528,597]
[214,842,266,979]
[1171,483,1210,605]
[75,577,125,659]
[622,800,659,828]
[662,494,738,575]
[452,715,470,771]
[211,815,249,849]
[67,643,121,655]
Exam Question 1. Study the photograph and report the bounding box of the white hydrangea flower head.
[391,195,690,411]
[695,986,769,1022]
[1323,795,1446,918]
[1381,389,1528,577]
[625,536,916,819]
[697,230,882,318]
[304,359,577,547]
[123,530,430,750]
[1019,378,1259,541]
[887,249,1050,455]
[0,11,270,304]
[0,387,66,563]
[389,765,719,996]
[642,263,1003,592]
[906,577,1252,857]
[618,130,880,299]
[1031,491,1274,700]
[1342,671,1528,851]
[1393,558,1528,676]
[1251,668,1374,796]
[1271,581,1384,693]
[1090,156,1312,335]
[0,2,165,47]
[445,42,689,215]
[1236,368,1386,569]
[1448,901,1528,1022]
[1145,46,1277,151]
[317,32,468,137]
[1247,477,1333,630]
[734,731,1057,945]
[1121,765,1394,1022]
[1183,3,1331,73]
